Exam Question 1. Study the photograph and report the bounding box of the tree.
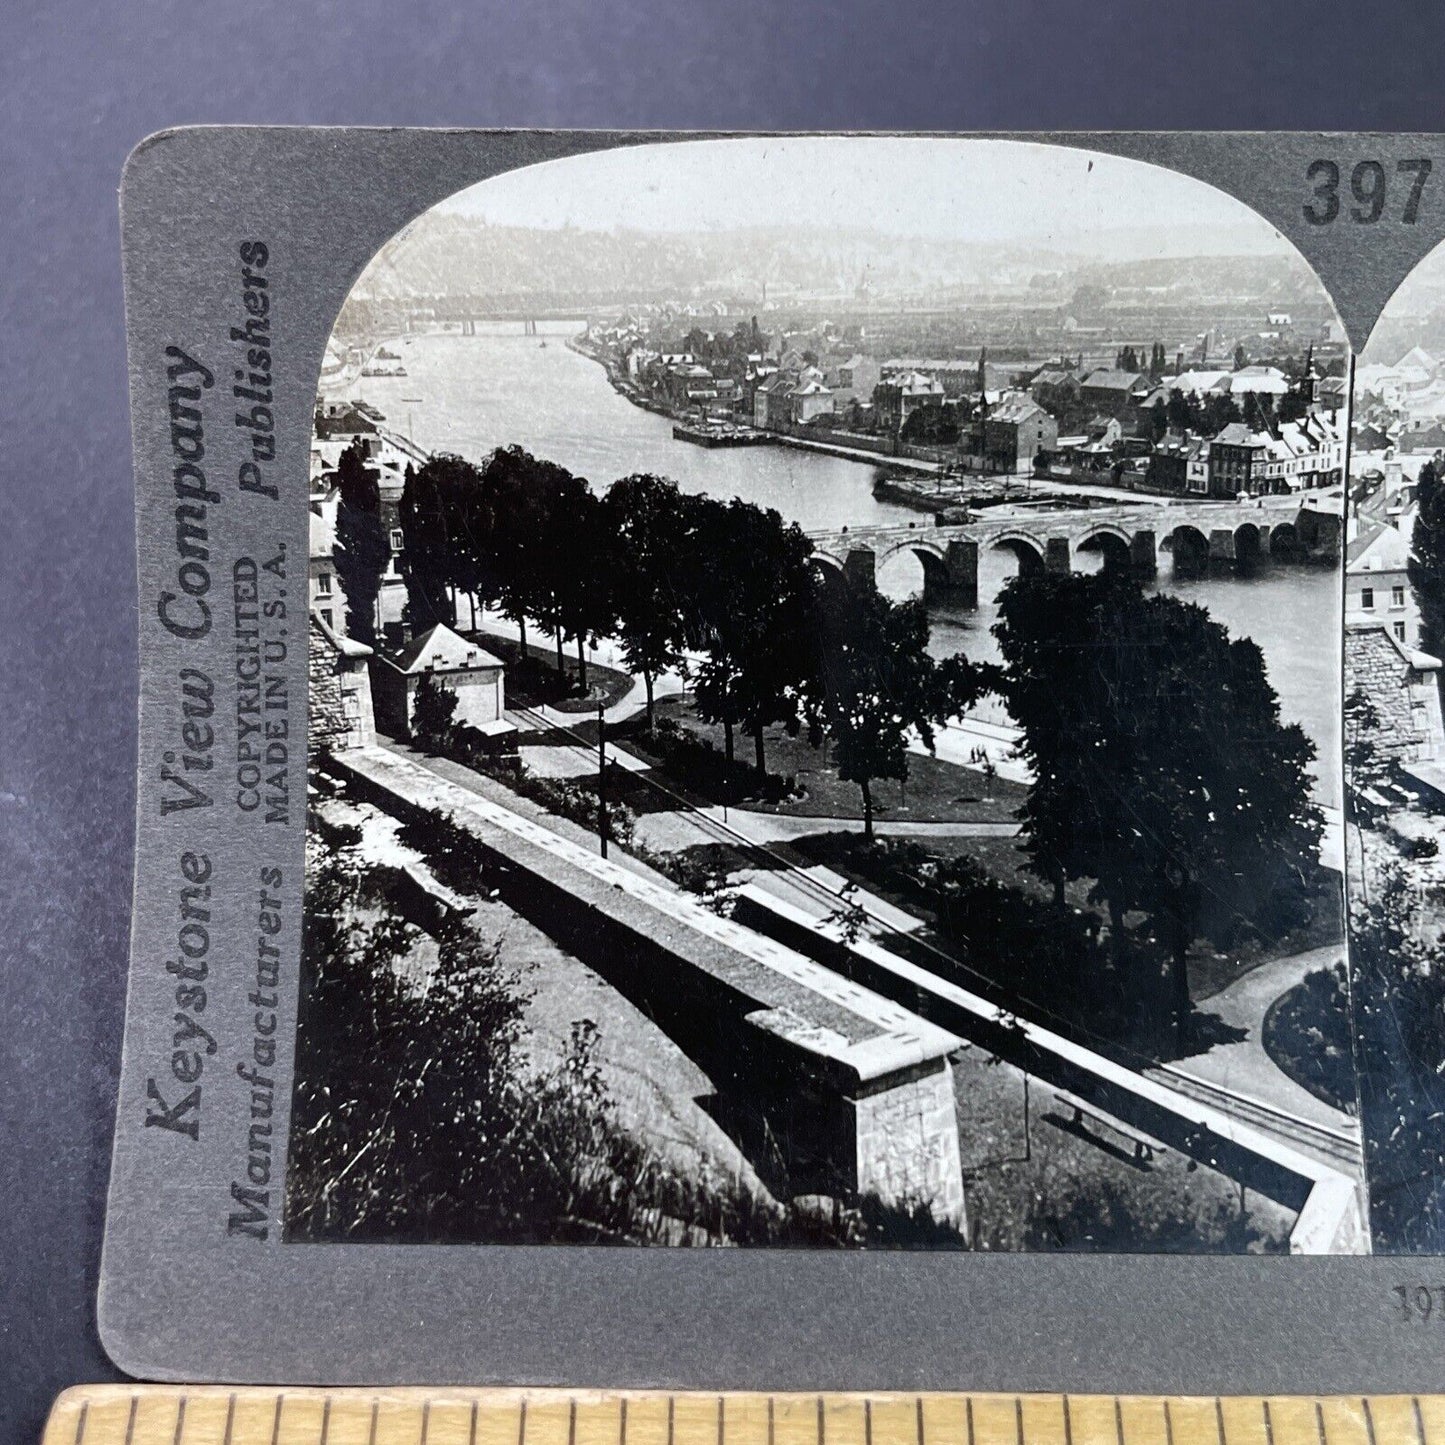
[491,456,600,685]
[398,454,485,629]
[332,439,387,644]
[1352,863,1445,1250]
[411,672,458,748]
[1411,457,1445,664]
[688,498,819,778]
[992,570,1322,1046]
[546,475,609,691]
[1166,388,1194,434]
[600,474,693,729]
[814,584,981,838]
[1200,392,1243,435]
[1233,343,1248,370]
[479,446,570,661]
[1343,685,1385,800]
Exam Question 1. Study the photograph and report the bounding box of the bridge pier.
[1209,528,1237,562]
[843,547,877,593]
[1044,537,1072,575]
[922,539,979,608]
[1129,529,1157,579]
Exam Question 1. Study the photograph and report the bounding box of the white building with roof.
[372,624,508,737]
[1347,519,1419,650]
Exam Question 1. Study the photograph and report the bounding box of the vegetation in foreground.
[287,801,965,1248]
[1353,862,1445,1252]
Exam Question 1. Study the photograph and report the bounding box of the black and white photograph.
[1344,238,1445,1252]
[291,136,1357,1255]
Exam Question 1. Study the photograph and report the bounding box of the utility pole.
[597,703,608,859]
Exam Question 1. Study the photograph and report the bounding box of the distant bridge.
[408,313,590,336]
[808,501,1341,608]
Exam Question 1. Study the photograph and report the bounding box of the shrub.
[411,673,459,748]
[803,834,1120,1047]
[290,827,966,1248]
[640,715,802,803]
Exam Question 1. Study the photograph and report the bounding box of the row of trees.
[1114,342,1170,378]
[332,443,1323,1045]
[333,444,981,828]
[1139,384,1313,446]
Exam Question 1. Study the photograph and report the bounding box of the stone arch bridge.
[808,501,1339,608]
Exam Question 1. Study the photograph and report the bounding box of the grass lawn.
[614,694,1025,824]
[951,1043,1291,1252]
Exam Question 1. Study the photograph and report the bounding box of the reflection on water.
[345,327,1339,804]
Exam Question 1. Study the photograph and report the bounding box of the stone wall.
[851,1058,966,1228]
[308,616,375,760]
[1345,622,1439,766]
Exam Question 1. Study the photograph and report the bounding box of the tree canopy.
[1411,456,1445,664]
[332,438,387,645]
[600,473,695,727]
[993,569,1322,1044]
[813,584,981,836]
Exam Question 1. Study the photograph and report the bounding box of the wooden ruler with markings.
[37,1391,1445,1445]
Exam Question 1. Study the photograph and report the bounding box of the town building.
[1078,368,1148,419]
[1029,366,1080,414]
[1352,420,1395,453]
[872,370,945,432]
[1347,520,1419,650]
[967,394,1058,475]
[1345,623,1445,789]
[1145,430,1205,495]
[371,624,508,737]
[880,358,979,399]
[1206,412,1344,497]
[754,372,794,429]
[789,378,835,424]
[827,354,881,410]
[1397,419,1445,454]
[309,499,340,632]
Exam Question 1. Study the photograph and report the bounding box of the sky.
[433,136,1291,259]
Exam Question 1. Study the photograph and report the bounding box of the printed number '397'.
[1306,159,1432,225]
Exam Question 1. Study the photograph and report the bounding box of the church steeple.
[1300,342,1318,405]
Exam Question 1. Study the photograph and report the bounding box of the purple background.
[1,2,1441,1438]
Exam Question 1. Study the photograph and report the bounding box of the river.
[342,324,1341,804]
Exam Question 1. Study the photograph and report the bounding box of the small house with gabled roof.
[372,623,507,737]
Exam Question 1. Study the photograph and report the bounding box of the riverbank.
[566,333,949,477]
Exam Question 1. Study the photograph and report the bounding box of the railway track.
[504,708,1365,1183]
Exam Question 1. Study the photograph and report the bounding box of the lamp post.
[597,703,608,859]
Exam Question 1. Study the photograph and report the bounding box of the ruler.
[38,1390,1445,1445]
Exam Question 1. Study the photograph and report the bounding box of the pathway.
[1154,943,1355,1141]
[635,805,1020,851]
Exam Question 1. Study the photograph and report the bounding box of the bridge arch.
[1234,521,1264,569]
[1075,523,1135,572]
[873,538,952,599]
[1268,520,1302,559]
[1168,524,1211,578]
[988,530,1048,577]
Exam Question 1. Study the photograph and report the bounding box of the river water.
[344,325,1341,804]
